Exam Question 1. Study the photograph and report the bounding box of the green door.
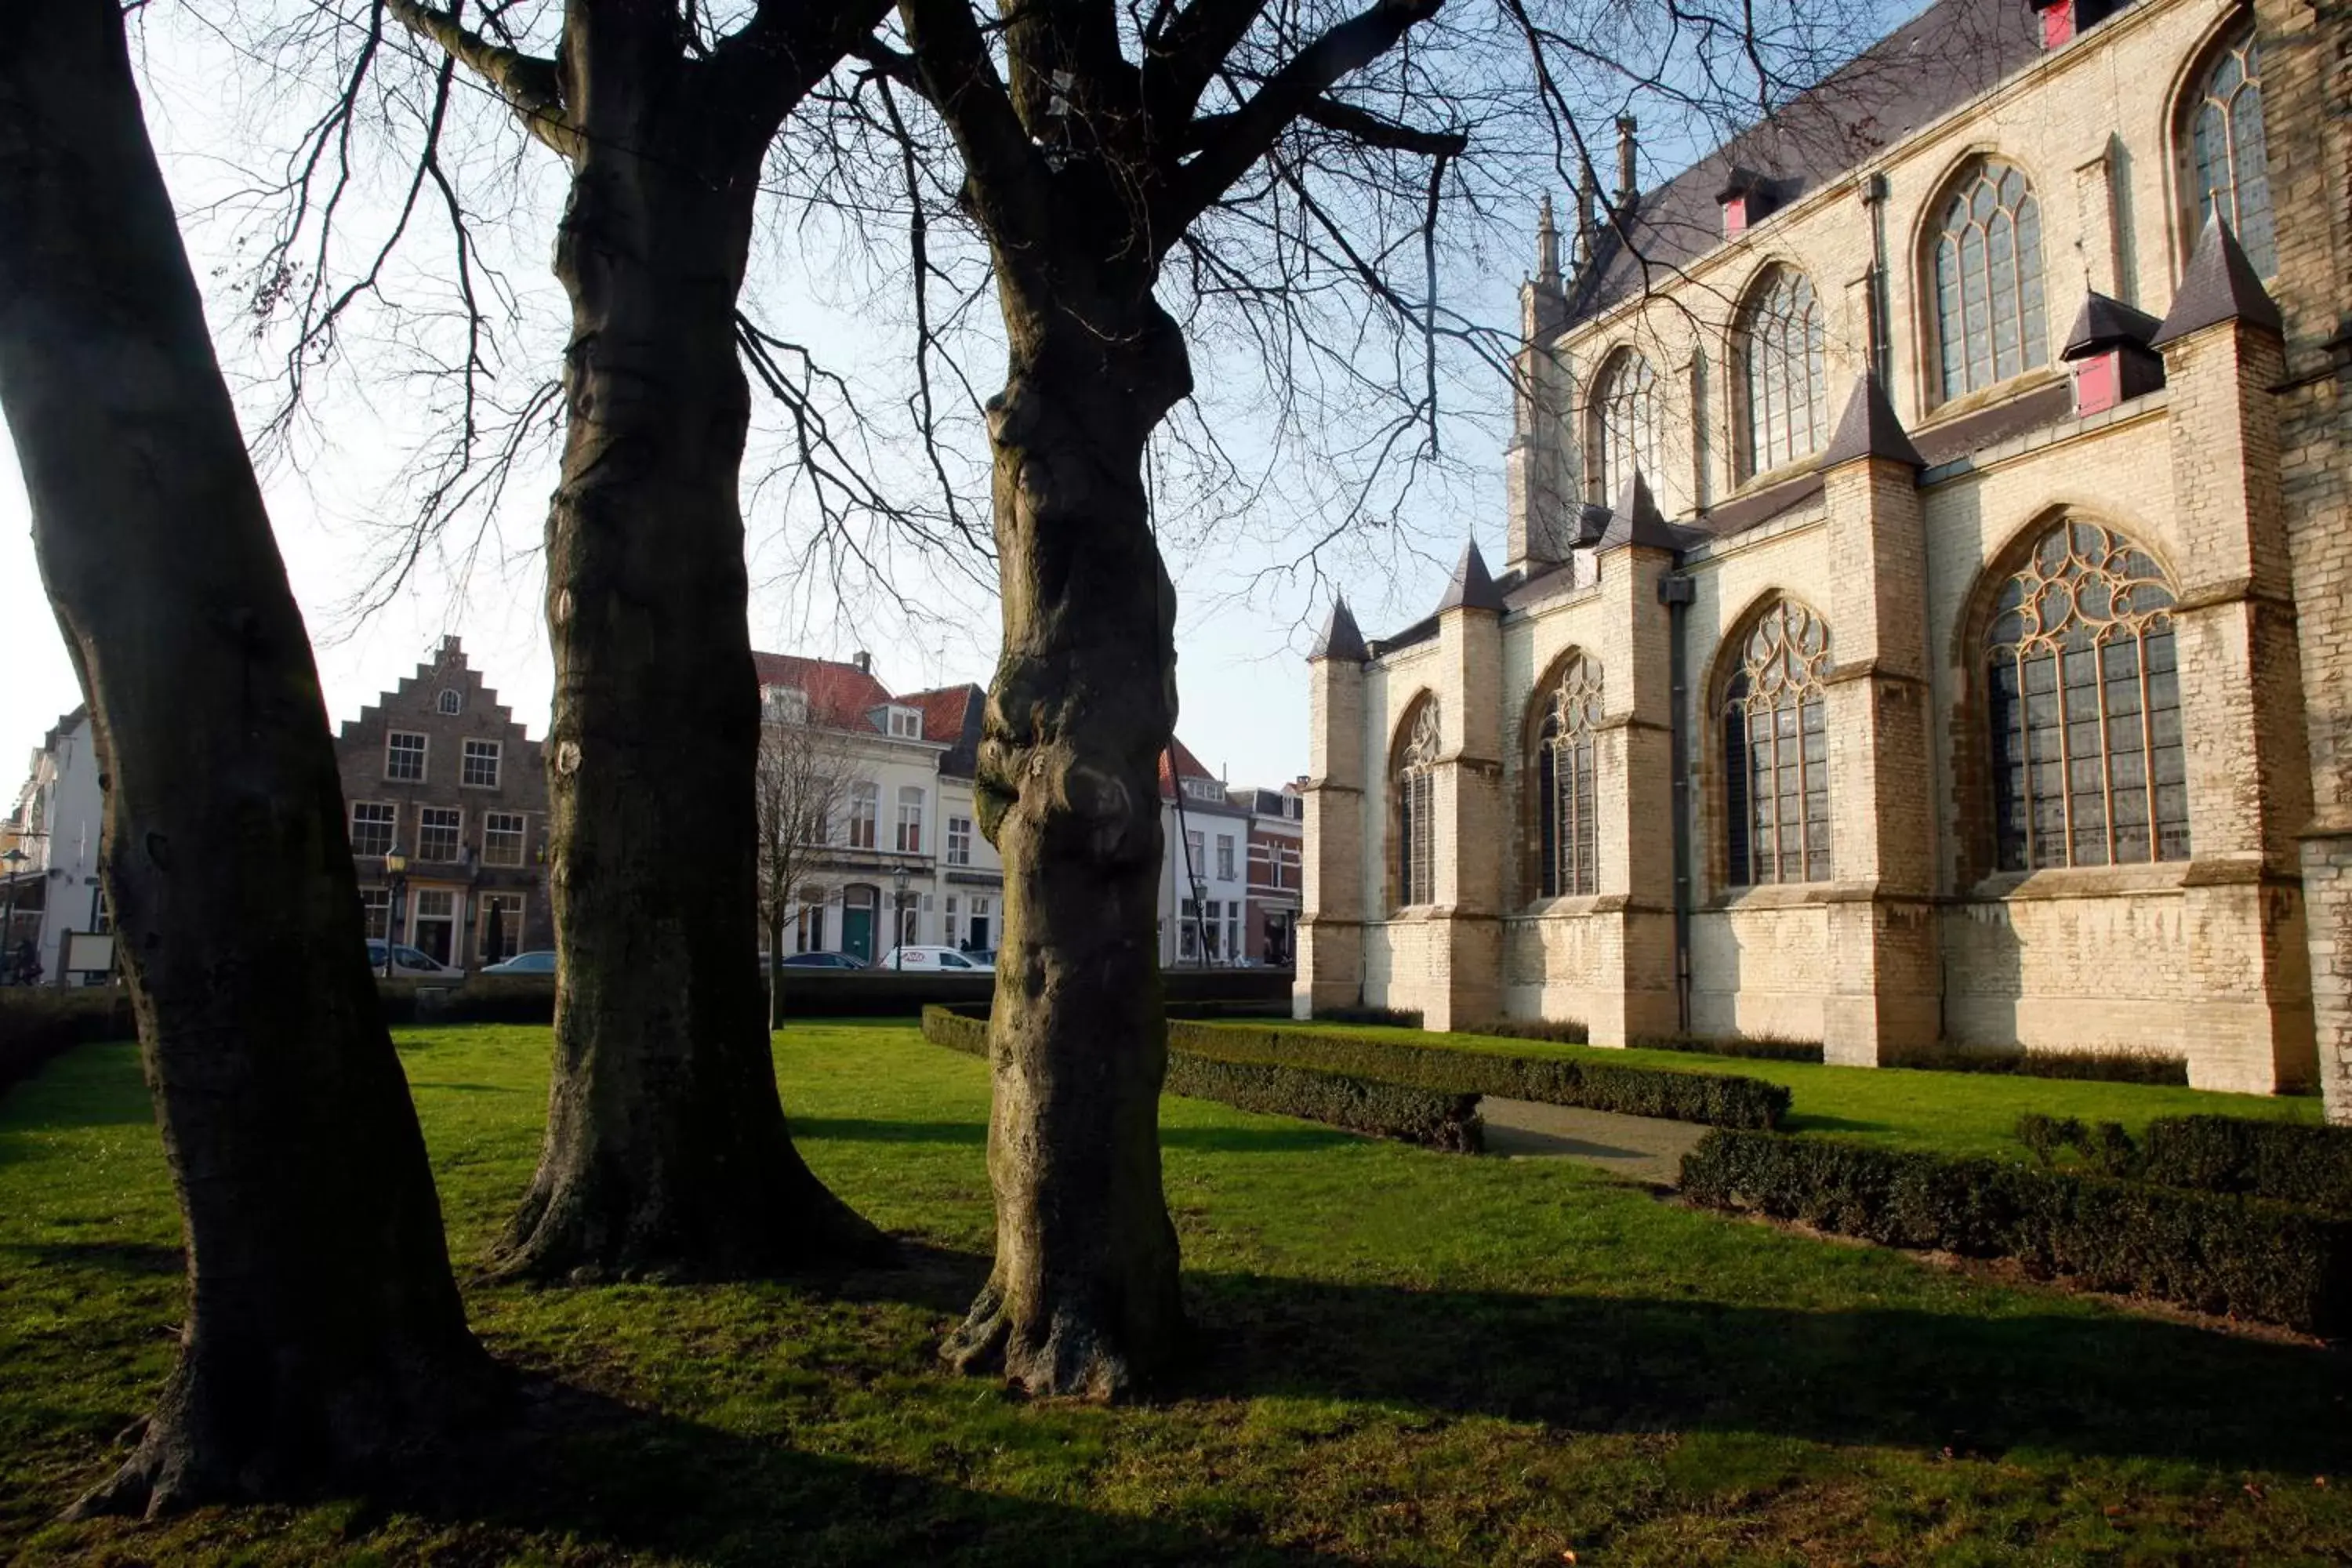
[843,905,873,964]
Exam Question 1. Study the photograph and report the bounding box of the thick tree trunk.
[942,301,1190,1398]
[0,0,492,1515]
[497,78,878,1279]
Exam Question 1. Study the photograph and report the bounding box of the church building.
[1298,0,2352,1106]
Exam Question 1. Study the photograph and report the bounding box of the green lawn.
[1254,1021,2325,1157]
[4,1021,2350,1565]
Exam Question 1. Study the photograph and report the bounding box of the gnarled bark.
[942,301,1191,1397]
[0,0,492,1515]
[495,41,880,1280]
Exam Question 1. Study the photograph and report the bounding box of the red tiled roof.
[1157,735,1218,797]
[899,684,981,746]
[752,652,893,730]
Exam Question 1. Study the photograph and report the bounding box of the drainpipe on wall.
[1661,572,1697,1033]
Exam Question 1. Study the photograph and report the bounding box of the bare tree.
[833,0,1876,1398]
[754,699,858,1025]
[0,0,492,1512]
[359,0,902,1280]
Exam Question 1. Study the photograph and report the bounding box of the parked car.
[482,949,557,975]
[873,945,993,973]
[365,939,465,980]
[772,950,867,971]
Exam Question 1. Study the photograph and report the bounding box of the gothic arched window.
[1738,267,1827,477]
[1985,520,2188,871]
[2183,24,2275,278]
[1536,655,1603,898]
[1395,699,1441,908]
[1588,349,1661,502]
[1931,159,2048,401]
[1723,601,1832,887]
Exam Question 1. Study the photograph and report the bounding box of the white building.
[754,654,1004,963]
[1158,739,1254,967]
[4,707,109,985]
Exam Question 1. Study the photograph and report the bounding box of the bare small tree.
[753,702,858,1026]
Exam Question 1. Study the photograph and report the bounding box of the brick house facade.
[335,636,552,967]
[1301,0,2350,1101]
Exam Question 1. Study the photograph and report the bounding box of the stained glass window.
[1723,602,1832,886]
[1933,160,2048,400]
[1740,267,1827,476]
[1536,656,1604,898]
[2186,26,2275,278]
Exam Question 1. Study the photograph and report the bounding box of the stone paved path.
[1477,1098,1708,1186]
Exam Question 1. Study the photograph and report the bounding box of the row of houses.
[3,637,1302,982]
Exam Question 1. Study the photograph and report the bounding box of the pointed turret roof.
[1817,373,1925,470]
[1435,541,1505,614]
[1535,194,1561,285]
[1595,470,1683,552]
[2151,216,2282,347]
[1308,597,1369,662]
[2060,291,2163,361]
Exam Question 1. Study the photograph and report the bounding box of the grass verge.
[3,1022,2350,1565]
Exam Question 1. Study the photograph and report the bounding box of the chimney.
[1614,116,1639,210]
[852,650,872,675]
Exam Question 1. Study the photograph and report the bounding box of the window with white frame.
[884,706,922,739]
[1216,834,1236,880]
[847,782,878,848]
[896,786,924,854]
[417,807,463,862]
[385,731,426,782]
[946,816,973,866]
[359,887,390,940]
[1179,898,1201,960]
[764,685,810,724]
[1279,842,1301,887]
[437,688,462,716]
[483,811,527,867]
[350,801,396,858]
[462,738,502,789]
[1225,906,1241,961]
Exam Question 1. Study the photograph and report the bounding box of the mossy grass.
[5,1022,2352,1564]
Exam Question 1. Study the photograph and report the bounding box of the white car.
[366,939,466,980]
[873,946,993,973]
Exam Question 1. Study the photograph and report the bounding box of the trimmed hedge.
[1893,1042,2190,1086]
[1171,1021,1790,1131]
[1472,1018,1592,1047]
[917,1006,1482,1152]
[0,986,135,1095]
[1682,1127,2352,1334]
[1628,1032,1825,1064]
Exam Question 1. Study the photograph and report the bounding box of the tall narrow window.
[1985,519,2187,871]
[1536,655,1604,898]
[2184,26,2274,277]
[896,786,924,853]
[946,816,973,866]
[1738,267,1827,476]
[1723,602,1833,886]
[1932,159,2048,400]
[847,782,878,849]
[1396,699,1440,907]
[1588,350,1661,502]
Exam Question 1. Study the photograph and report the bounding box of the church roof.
[2060,291,2164,361]
[1435,541,1505,613]
[1566,0,2044,327]
[1595,471,1689,552]
[2151,216,2283,347]
[1817,374,1925,470]
[1309,597,1370,662]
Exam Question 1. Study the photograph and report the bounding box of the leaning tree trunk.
[498,65,878,1279]
[0,0,492,1515]
[942,298,1191,1398]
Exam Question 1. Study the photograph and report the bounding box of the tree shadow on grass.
[1178,1267,2352,1473]
[3,1240,182,1276]
[795,1117,1359,1154]
[370,1375,1344,1568]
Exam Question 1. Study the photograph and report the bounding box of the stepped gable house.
[1299,0,2352,1104]
[336,637,552,967]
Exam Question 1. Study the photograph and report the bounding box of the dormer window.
[1185,779,1223,803]
[763,685,810,725]
[1716,169,1774,239]
[885,706,922,739]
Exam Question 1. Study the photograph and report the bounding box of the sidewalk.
[1478,1097,1707,1185]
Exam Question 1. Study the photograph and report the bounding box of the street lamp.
[382,849,408,978]
[891,865,911,971]
[1190,874,1210,968]
[1,846,27,985]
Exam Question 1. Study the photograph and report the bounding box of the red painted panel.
[2074,350,2117,416]
[2042,1,2074,49]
